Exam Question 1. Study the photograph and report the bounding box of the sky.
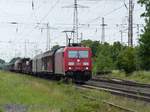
[0,0,145,62]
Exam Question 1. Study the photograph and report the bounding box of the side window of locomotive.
[79,51,89,58]
[68,51,78,58]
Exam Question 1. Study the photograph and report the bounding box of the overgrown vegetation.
[81,40,138,74]
[116,47,136,73]
[81,1,150,74]
[138,0,150,70]
[81,37,149,74]
[110,71,150,84]
[0,71,150,112]
[0,59,5,70]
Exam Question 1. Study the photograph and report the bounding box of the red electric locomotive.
[32,45,92,81]
[63,46,92,81]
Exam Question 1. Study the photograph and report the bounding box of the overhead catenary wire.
[0,0,144,60]
[19,0,61,40]
[14,0,61,56]
[86,4,127,25]
[39,0,61,22]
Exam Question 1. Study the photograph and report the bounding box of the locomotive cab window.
[68,50,89,58]
[78,51,88,58]
[68,51,78,58]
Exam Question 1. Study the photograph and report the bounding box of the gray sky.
[0,0,145,62]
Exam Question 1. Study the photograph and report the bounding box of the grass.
[110,71,150,84]
[0,71,150,112]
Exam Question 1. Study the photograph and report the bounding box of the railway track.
[81,94,137,112]
[77,77,150,102]
[93,76,150,88]
[76,85,138,112]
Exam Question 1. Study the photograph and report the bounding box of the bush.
[95,53,114,73]
[116,47,136,73]
[138,0,150,70]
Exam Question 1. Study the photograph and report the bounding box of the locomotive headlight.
[83,62,89,66]
[85,67,89,70]
[69,67,72,70]
[68,62,75,66]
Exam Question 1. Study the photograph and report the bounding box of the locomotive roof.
[65,46,90,50]
[33,46,90,60]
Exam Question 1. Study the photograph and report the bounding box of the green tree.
[0,59,5,64]
[0,59,5,69]
[138,0,150,70]
[90,41,100,56]
[94,42,114,73]
[81,40,100,56]
[81,39,93,47]
[95,53,114,73]
[9,57,21,64]
[96,42,111,56]
[111,42,126,68]
[116,48,136,73]
[51,45,60,51]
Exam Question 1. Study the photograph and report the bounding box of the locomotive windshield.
[68,50,88,58]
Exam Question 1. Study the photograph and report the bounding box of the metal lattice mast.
[46,23,51,50]
[101,17,107,43]
[63,0,88,44]
[39,23,57,51]
[73,0,79,43]
[128,0,134,47]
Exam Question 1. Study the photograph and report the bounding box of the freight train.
[8,45,92,82]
